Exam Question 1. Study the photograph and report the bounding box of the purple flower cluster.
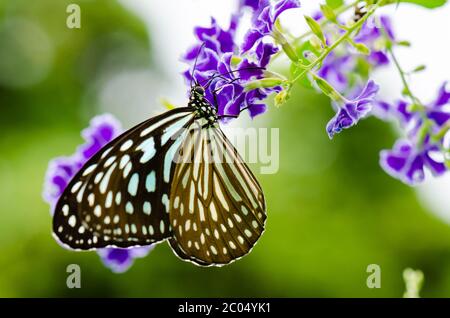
[318,15,394,93]
[43,114,153,273]
[182,0,300,118]
[378,83,450,185]
[320,15,395,139]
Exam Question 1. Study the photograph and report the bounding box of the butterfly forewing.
[168,125,266,266]
[53,107,195,249]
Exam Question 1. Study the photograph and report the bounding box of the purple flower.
[428,82,450,126]
[378,83,450,184]
[326,80,380,139]
[240,0,262,11]
[43,114,153,273]
[318,53,355,93]
[354,16,395,67]
[380,139,446,185]
[372,100,414,125]
[98,246,154,273]
[183,10,283,118]
[434,81,450,107]
[375,83,450,129]
[241,0,301,52]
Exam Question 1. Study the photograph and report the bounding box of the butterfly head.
[192,85,205,96]
[189,84,218,127]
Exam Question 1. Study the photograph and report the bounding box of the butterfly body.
[189,86,219,128]
[53,85,266,266]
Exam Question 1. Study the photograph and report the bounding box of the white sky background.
[116,0,450,223]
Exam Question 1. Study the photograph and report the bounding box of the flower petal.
[241,29,264,53]
[99,246,154,273]
[247,103,267,118]
[433,82,450,107]
[355,80,379,101]
[273,0,301,22]
[326,107,355,139]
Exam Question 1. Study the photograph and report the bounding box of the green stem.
[293,0,361,45]
[310,72,346,102]
[290,0,385,86]
[432,120,450,143]
[387,46,423,106]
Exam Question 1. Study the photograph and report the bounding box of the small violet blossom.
[354,15,395,66]
[43,114,153,273]
[326,80,380,139]
[183,0,300,118]
[241,0,301,52]
[379,82,450,185]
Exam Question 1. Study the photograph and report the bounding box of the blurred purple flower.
[241,0,301,52]
[375,83,450,128]
[372,100,414,126]
[43,114,153,273]
[354,15,395,66]
[378,83,450,184]
[327,80,380,139]
[380,139,446,185]
[319,15,394,93]
[318,53,355,93]
[183,9,283,118]
[98,246,154,273]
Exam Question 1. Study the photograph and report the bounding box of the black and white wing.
[53,107,195,250]
[168,125,266,266]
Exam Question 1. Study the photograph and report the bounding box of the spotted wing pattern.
[53,107,195,250]
[168,124,266,266]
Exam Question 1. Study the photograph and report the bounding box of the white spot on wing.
[68,215,76,227]
[71,181,82,193]
[128,173,139,196]
[83,164,97,176]
[120,139,133,151]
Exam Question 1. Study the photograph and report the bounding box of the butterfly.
[53,64,267,267]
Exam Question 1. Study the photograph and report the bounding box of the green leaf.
[354,43,371,55]
[397,40,411,47]
[312,74,342,102]
[412,65,426,73]
[326,0,344,9]
[245,78,285,91]
[320,4,337,23]
[304,15,327,47]
[385,0,447,9]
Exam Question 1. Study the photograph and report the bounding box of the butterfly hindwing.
[53,107,195,249]
[168,124,266,266]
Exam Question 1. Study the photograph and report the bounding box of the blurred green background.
[1,0,450,298]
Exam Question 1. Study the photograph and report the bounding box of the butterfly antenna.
[201,66,266,88]
[190,42,206,88]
